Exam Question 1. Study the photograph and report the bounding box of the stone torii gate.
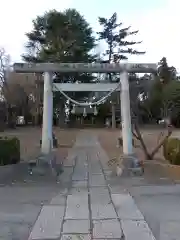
[13,62,157,157]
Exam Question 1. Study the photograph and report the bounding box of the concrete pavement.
[1,131,180,239]
[130,184,180,240]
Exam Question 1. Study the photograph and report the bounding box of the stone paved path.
[28,132,156,240]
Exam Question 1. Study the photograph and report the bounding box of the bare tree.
[0,48,11,98]
[0,48,35,127]
[0,48,12,129]
[130,74,173,160]
[117,73,173,160]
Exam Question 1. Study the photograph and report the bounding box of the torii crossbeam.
[13,62,157,156]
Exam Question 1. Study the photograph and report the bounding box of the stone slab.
[121,220,156,240]
[72,181,87,188]
[90,186,109,193]
[111,193,144,220]
[61,234,91,240]
[103,170,112,177]
[58,167,73,183]
[89,175,106,187]
[62,220,90,234]
[90,187,110,204]
[68,188,89,195]
[72,173,88,181]
[63,159,76,167]
[65,194,89,219]
[88,168,103,175]
[93,219,123,238]
[109,186,128,194]
[63,150,76,167]
[88,163,101,169]
[28,205,65,240]
[91,203,117,219]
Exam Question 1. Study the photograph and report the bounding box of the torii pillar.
[41,72,53,154]
[120,71,133,155]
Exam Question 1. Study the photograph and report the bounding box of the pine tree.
[97,12,145,63]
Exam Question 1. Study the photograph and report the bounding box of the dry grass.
[0,127,78,162]
[2,127,174,163]
[97,128,172,179]
[2,126,180,180]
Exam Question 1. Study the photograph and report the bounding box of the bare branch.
[150,126,173,158]
[132,129,140,140]
[0,47,11,100]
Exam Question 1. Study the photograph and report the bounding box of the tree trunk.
[58,101,66,127]
[133,122,173,160]
[134,123,152,159]
[111,103,116,128]
[34,112,39,126]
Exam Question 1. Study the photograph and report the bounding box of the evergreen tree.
[23,9,96,125]
[97,12,145,122]
[97,12,145,63]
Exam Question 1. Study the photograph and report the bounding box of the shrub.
[163,138,180,165]
[0,137,20,166]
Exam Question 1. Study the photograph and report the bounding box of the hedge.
[163,138,180,165]
[0,137,20,166]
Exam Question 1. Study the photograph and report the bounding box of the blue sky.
[0,0,179,70]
